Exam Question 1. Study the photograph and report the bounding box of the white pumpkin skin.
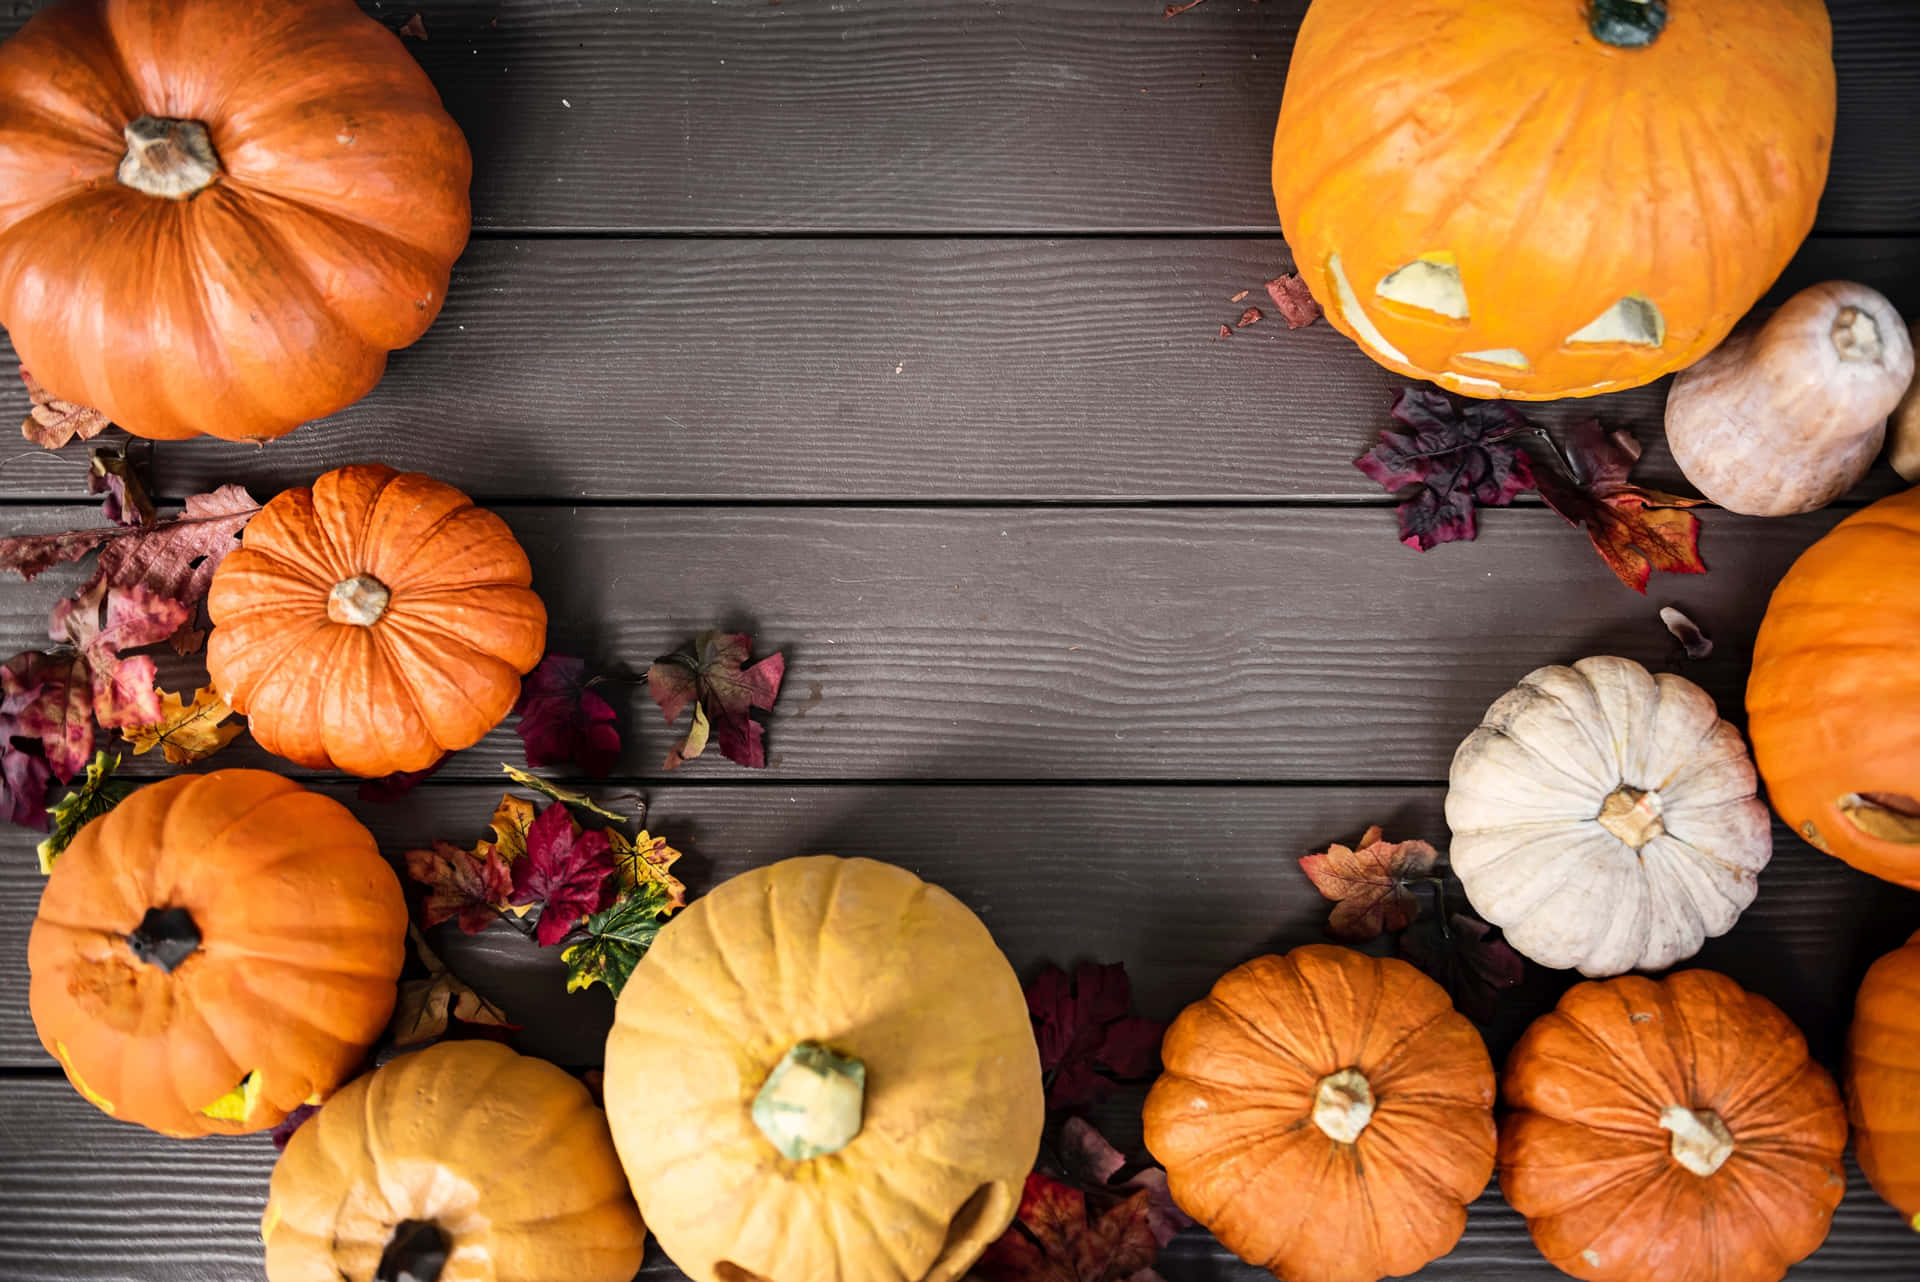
[1891,317,1920,482]
[1446,657,1772,977]
[1666,281,1914,515]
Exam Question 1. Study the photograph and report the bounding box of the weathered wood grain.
[1,235,1915,502]
[2,0,1911,236]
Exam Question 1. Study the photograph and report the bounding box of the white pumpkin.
[1445,656,1771,977]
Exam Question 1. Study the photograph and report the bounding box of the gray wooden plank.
[0,235,1914,502]
[2,0,1912,236]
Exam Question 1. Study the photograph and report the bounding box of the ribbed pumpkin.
[28,770,406,1137]
[263,1040,647,1282]
[1748,486,1920,887]
[603,856,1044,1282]
[0,0,470,442]
[1273,0,1835,400]
[1848,930,1920,1230]
[207,464,547,777]
[1502,971,1848,1282]
[1143,946,1496,1282]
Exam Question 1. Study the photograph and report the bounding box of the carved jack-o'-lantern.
[1272,0,1836,400]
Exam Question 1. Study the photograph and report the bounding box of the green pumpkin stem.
[125,907,200,973]
[1589,0,1668,48]
[752,1042,866,1160]
[375,1219,450,1282]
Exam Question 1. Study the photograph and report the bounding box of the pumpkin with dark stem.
[1273,0,1835,400]
[1848,930,1920,1231]
[1747,485,1920,887]
[28,770,406,1137]
[0,0,470,441]
[207,464,548,777]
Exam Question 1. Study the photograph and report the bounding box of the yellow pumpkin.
[1273,0,1835,400]
[603,855,1044,1282]
[262,1040,646,1282]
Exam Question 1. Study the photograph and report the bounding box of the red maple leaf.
[647,631,786,769]
[510,803,615,946]
[0,659,54,826]
[1027,962,1165,1111]
[1299,825,1440,943]
[406,840,515,935]
[513,654,621,776]
[1056,1118,1193,1249]
[4,652,92,783]
[18,368,110,450]
[1397,911,1526,1024]
[1355,389,1536,551]
[975,1173,1161,1282]
[50,583,191,730]
[1531,421,1706,593]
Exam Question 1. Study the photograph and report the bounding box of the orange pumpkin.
[1143,945,1496,1282]
[1501,970,1848,1282]
[1848,930,1920,1230]
[207,464,547,777]
[1747,486,1920,887]
[28,770,407,1138]
[1273,0,1835,400]
[0,0,470,441]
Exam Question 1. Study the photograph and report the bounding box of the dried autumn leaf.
[1355,389,1536,551]
[499,763,632,823]
[481,792,539,864]
[1056,1118,1194,1249]
[4,651,89,785]
[1266,273,1323,329]
[87,450,154,529]
[562,881,672,997]
[50,583,191,730]
[1234,307,1263,328]
[510,802,615,946]
[0,484,256,587]
[1397,910,1525,1024]
[610,828,688,912]
[647,630,786,770]
[120,686,243,764]
[513,654,621,777]
[1299,825,1441,943]
[1163,0,1208,16]
[19,368,109,449]
[398,12,428,39]
[405,840,515,935]
[390,927,517,1048]
[974,1173,1161,1282]
[1531,421,1706,593]
[1027,962,1166,1111]
[35,751,135,872]
[0,658,57,829]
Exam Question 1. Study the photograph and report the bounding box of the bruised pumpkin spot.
[54,1041,115,1114]
[1568,294,1666,347]
[1327,253,1410,365]
[1800,819,1832,853]
[1840,793,1920,844]
[201,1070,263,1122]
[1376,253,1470,321]
[1582,1249,1603,1266]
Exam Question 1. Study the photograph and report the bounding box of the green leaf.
[562,882,671,997]
[500,762,632,823]
[36,751,135,873]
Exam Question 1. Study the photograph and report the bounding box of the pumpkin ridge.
[1518,1019,1673,1125]
[1347,1001,1466,1088]
[1202,978,1321,1081]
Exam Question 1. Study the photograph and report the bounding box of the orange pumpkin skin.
[207,464,547,777]
[1747,486,1920,888]
[1848,930,1920,1230]
[1143,946,1496,1282]
[0,0,470,441]
[28,770,407,1138]
[1273,0,1834,400]
[1501,971,1848,1282]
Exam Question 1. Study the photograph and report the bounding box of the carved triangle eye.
[1569,294,1666,346]
[1376,254,1469,321]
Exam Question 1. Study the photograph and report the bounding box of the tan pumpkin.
[28,770,406,1137]
[1144,946,1496,1282]
[1847,929,1920,1230]
[1273,0,1835,400]
[1666,282,1915,515]
[1502,970,1848,1282]
[262,1040,647,1282]
[603,856,1044,1282]
[207,464,548,777]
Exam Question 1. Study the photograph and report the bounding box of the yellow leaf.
[480,793,538,863]
[610,828,688,913]
[122,687,243,764]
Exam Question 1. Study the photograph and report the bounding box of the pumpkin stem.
[1659,1106,1735,1176]
[125,907,200,973]
[1588,0,1668,48]
[752,1042,865,1160]
[328,574,392,626]
[117,116,222,200]
[1831,307,1885,363]
[1597,787,1665,850]
[1311,1068,1374,1144]
[375,1219,449,1282]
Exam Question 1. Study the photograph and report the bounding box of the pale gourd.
[1891,318,1920,481]
[1666,282,1915,515]
[1446,657,1772,977]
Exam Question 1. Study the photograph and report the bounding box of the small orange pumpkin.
[0,0,470,441]
[1143,945,1496,1282]
[1747,485,1920,887]
[1848,930,1920,1230]
[1273,0,1835,400]
[207,464,548,777]
[1501,970,1848,1282]
[28,770,407,1137]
